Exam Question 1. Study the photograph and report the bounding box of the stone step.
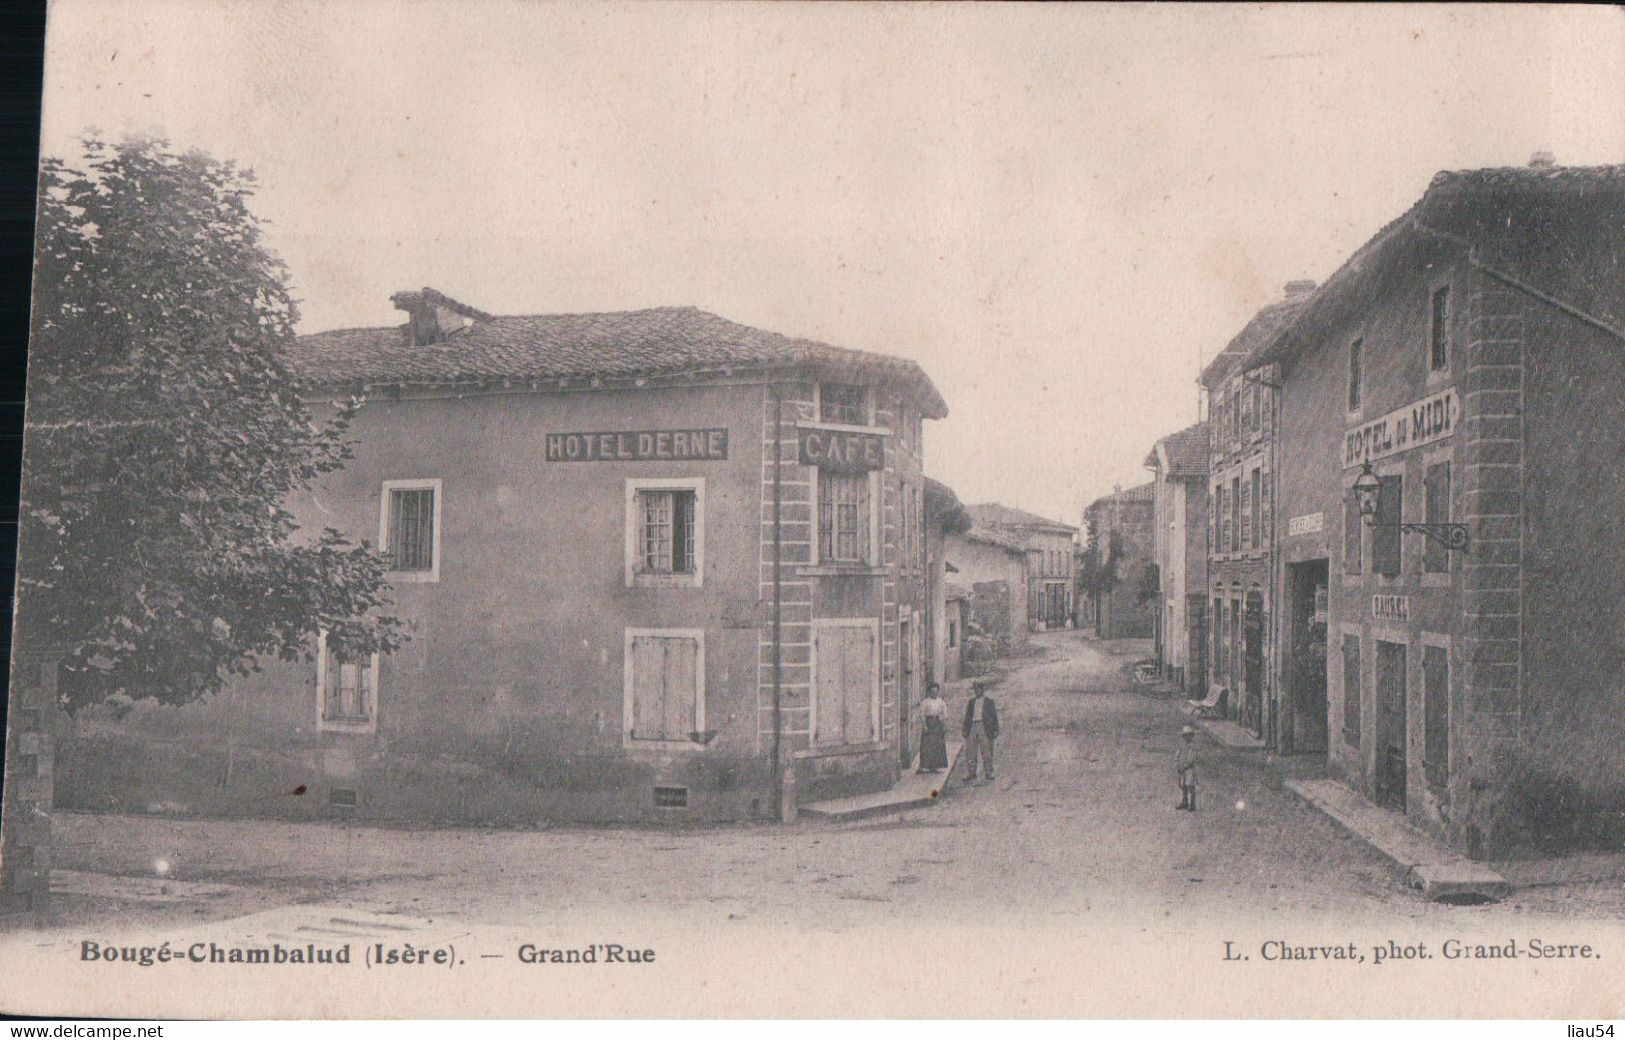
[1286,779,1508,902]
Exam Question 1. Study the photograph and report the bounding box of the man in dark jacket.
[962,680,1001,782]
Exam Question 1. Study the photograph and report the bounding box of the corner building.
[55,293,948,824]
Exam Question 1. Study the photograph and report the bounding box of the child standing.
[1175,725,1199,811]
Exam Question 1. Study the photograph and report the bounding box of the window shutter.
[1423,462,1450,573]
[1374,475,1402,576]
[1423,644,1449,786]
[1258,465,1271,548]
[1260,379,1273,440]
[1240,473,1253,549]
[1342,636,1361,747]
[1344,493,1363,575]
[630,635,698,742]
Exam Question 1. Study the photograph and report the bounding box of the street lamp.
[1351,460,1471,553]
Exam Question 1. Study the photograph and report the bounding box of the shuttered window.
[388,487,436,572]
[1240,472,1253,550]
[1230,476,1242,552]
[1373,475,1403,576]
[1344,492,1363,575]
[1342,635,1361,747]
[1423,643,1449,787]
[627,632,702,744]
[1424,462,1451,573]
[814,623,878,746]
[819,470,872,563]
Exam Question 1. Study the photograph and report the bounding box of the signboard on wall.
[1343,387,1458,468]
[1371,594,1410,622]
[798,427,885,471]
[1288,512,1324,536]
[545,429,729,462]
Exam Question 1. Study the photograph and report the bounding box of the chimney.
[392,290,442,346]
[1529,151,1557,169]
[391,287,485,346]
[1284,279,1317,299]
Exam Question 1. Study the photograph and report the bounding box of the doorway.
[1242,591,1264,737]
[1187,594,1207,696]
[1287,560,1329,754]
[1375,640,1408,810]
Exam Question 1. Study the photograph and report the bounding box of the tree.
[22,136,405,711]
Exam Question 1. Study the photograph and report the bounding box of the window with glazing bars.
[638,489,696,574]
[820,383,869,426]
[819,469,871,562]
[388,488,435,571]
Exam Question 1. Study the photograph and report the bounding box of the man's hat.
[971,679,988,692]
[1181,725,1196,736]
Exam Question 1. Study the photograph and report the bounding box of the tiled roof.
[1156,422,1209,479]
[1085,481,1155,512]
[290,305,947,417]
[965,502,1078,533]
[1251,161,1625,367]
[960,527,1029,554]
[1199,296,1309,387]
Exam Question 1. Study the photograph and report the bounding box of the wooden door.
[1375,640,1408,810]
[815,624,878,747]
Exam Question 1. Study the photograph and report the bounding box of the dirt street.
[30,631,1625,939]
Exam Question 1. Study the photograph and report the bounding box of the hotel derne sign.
[545,429,728,462]
[798,426,885,472]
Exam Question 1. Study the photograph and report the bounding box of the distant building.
[55,292,950,824]
[1082,483,1156,639]
[964,503,1079,631]
[923,477,971,690]
[1144,422,1209,691]
[1200,282,1313,737]
[945,525,1030,655]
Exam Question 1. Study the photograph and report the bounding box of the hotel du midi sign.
[1343,387,1458,469]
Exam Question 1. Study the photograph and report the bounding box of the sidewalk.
[1286,779,1508,902]
[801,737,965,822]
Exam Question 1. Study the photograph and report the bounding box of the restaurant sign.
[545,429,729,462]
[1343,387,1458,469]
[798,426,886,472]
[1371,594,1410,623]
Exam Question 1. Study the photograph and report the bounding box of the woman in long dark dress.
[917,682,950,772]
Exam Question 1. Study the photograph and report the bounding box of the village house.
[55,292,950,824]
[1144,422,1209,692]
[964,503,1078,632]
[1198,283,1312,739]
[1250,158,1625,858]
[1081,483,1155,639]
[944,524,1030,655]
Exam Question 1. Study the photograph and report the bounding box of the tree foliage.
[1076,522,1123,599]
[23,136,405,710]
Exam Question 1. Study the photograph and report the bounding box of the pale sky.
[37,1,1625,526]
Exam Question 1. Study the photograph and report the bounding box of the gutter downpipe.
[770,382,796,822]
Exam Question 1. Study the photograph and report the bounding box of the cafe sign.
[546,429,729,462]
[1343,387,1458,469]
[798,426,886,472]
[1371,594,1410,622]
